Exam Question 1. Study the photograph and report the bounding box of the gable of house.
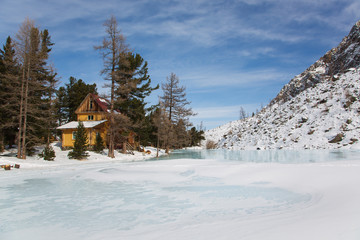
[75,93,110,121]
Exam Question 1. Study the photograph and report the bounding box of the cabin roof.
[75,93,120,114]
[91,93,110,112]
[57,120,107,130]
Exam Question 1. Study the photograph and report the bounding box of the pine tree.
[189,127,205,146]
[40,143,55,161]
[114,53,158,145]
[115,53,158,122]
[68,122,89,160]
[0,36,19,150]
[93,133,104,153]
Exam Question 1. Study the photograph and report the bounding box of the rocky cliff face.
[273,20,360,104]
[205,20,360,150]
[325,20,360,75]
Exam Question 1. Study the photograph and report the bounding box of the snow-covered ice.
[1,146,360,240]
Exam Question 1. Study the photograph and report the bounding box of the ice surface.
[1,150,360,240]
[153,148,360,163]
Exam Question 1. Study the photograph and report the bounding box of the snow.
[1,146,360,240]
[98,97,108,103]
[0,142,164,169]
[57,120,107,129]
[205,67,360,150]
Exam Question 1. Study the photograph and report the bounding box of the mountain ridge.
[205,20,360,150]
[273,20,360,104]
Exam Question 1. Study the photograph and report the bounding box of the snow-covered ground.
[1,147,360,240]
[0,142,165,169]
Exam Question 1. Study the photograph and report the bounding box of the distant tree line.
[0,16,204,158]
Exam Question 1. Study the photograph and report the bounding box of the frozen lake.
[1,149,360,240]
[151,148,360,163]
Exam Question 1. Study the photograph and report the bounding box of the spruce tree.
[56,77,97,123]
[115,53,158,122]
[93,133,105,153]
[189,127,205,146]
[0,36,19,150]
[68,122,89,160]
[114,53,159,146]
[40,144,56,161]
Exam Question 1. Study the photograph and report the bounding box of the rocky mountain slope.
[205,20,360,150]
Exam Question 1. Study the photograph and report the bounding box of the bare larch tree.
[160,73,195,151]
[94,15,131,158]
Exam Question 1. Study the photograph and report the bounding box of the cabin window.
[88,115,94,120]
[89,100,93,109]
[72,131,77,140]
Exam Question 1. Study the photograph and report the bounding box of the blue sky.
[0,0,359,130]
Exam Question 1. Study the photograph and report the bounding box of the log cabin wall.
[76,95,107,121]
[76,95,102,113]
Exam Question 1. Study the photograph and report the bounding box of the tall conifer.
[0,36,19,150]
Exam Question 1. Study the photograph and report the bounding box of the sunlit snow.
[1,147,360,240]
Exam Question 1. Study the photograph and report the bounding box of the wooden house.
[57,93,135,149]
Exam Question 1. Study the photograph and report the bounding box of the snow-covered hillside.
[205,20,360,150]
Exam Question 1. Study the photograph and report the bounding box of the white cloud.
[237,47,276,58]
[191,103,261,129]
[182,68,291,88]
[193,104,259,119]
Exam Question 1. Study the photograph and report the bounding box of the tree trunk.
[156,135,159,158]
[107,49,116,158]
[122,140,127,154]
[108,116,115,158]
[17,66,25,159]
[21,61,30,159]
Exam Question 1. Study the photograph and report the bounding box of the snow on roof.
[57,120,107,130]
[98,98,108,103]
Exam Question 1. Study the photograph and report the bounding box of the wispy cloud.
[191,103,261,129]
[2,0,358,52]
[193,104,259,119]
[182,68,291,88]
[237,47,276,58]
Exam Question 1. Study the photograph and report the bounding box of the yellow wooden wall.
[77,113,106,121]
[61,127,107,148]
[62,129,75,147]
